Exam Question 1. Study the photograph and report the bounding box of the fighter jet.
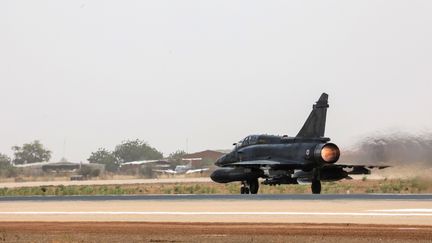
[210,93,388,194]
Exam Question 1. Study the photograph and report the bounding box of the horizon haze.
[1,1,431,162]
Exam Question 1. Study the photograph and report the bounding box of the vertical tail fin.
[296,93,329,138]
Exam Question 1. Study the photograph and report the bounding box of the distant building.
[14,161,81,173]
[14,161,105,175]
[42,162,81,172]
[182,150,226,167]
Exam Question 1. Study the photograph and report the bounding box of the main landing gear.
[240,178,259,194]
[239,178,321,194]
[311,179,321,194]
[311,168,322,194]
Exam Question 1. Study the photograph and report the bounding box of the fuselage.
[174,165,188,173]
[215,135,337,169]
[211,134,341,184]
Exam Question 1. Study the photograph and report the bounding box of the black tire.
[311,180,321,194]
[248,179,259,194]
[244,187,250,194]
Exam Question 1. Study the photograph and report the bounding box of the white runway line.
[1,211,432,216]
[368,209,432,213]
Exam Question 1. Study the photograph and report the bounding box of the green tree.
[87,148,118,172]
[114,139,163,163]
[12,140,51,164]
[0,153,12,169]
[168,150,187,165]
[0,153,17,178]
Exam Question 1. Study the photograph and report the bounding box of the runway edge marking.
[1,211,432,216]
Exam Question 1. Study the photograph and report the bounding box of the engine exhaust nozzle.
[314,143,340,164]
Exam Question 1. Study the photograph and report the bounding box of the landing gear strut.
[240,179,259,194]
[311,179,321,194]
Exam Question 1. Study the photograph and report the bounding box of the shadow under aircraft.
[211,93,388,194]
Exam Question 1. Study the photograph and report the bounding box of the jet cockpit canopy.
[234,135,281,150]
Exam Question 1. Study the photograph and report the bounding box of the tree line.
[0,139,186,175]
[88,139,164,172]
[0,140,52,177]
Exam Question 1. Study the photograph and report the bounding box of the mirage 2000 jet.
[210,93,388,194]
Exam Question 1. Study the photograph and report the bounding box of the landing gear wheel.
[244,187,250,194]
[248,179,259,194]
[240,181,252,194]
[311,180,321,194]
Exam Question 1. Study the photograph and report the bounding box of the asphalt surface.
[1,194,432,224]
[1,194,432,201]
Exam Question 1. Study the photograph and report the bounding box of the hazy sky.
[1,1,431,162]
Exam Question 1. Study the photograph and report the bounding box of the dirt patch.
[0,222,431,242]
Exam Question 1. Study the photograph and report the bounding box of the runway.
[1,194,432,225]
[1,193,432,201]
